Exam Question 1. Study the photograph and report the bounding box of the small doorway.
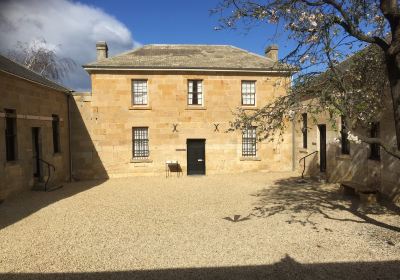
[187,139,205,175]
[32,127,41,178]
[318,124,327,172]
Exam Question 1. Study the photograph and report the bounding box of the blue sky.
[0,0,294,90]
[78,0,292,58]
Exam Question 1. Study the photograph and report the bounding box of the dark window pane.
[302,113,308,149]
[341,116,350,155]
[5,109,17,161]
[369,122,380,160]
[52,114,60,153]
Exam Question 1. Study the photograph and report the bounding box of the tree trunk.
[386,52,400,150]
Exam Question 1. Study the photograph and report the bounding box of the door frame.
[186,138,206,175]
[318,124,327,173]
[32,127,42,178]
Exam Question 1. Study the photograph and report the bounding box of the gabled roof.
[0,54,71,93]
[83,44,292,72]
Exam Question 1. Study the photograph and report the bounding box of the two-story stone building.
[71,43,294,179]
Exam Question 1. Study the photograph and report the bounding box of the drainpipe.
[67,92,73,182]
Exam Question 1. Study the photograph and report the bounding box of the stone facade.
[0,71,71,200]
[295,95,400,202]
[71,71,294,179]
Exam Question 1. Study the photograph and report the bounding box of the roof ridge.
[227,45,275,63]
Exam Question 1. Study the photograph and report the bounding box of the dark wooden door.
[32,127,41,177]
[318,124,326,172]
[187,139,205,175]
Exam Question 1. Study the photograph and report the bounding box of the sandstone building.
[0,55,71,200]
[71,43,294,179]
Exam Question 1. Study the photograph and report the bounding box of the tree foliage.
[213,0,400,159]
[7,38,76,81]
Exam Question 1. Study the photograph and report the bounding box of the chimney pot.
[265,44,279,62]
[96,41,108,61]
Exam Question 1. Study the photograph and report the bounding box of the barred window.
[52,114,60,153]
[132,127,149,158]
[341,116,350,155]
[5,109,17,161]
[302,113,308,149]
[242,127,257,157]
[132,80,148,105]
[241,81,255,105]
[188,80,203,105]
[369,122,380,161]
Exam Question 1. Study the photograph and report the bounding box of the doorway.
[32,127,41,178]
[318,124,327,173]
[187,139,205,175]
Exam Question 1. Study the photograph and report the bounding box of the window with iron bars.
[132,127,149,158]
[132,80,148,105]
[188,80,203,105]
[341,116,350,155]
[242,127,257,157]
[302,113,308,149]
[369,122,380,161]
[241,81,255,105]
[5,108,17,161]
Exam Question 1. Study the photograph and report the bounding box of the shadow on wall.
[1,255,399,280]
[250,177,400,233]
[0,179,106,230]
[70,95,108,180]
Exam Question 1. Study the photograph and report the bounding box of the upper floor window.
[188,80,203,105]
[5,108,17,161]
[132,80,148,105]
[242,126,257,157]
[132,127,149,158]
[52,114,61,153]
[241,81,255,106]
[302,113,308,149]
[369,122,380,161]
[341,116,350,155]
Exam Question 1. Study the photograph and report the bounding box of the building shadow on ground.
[249,177,400,233]
[0,179,106,230]
[0,255,399,280]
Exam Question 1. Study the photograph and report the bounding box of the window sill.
[185,106,206,110]
[241,106,258,110]
[336,154,351,160]
[129,105,152,110]
[130,158,153,163]
[298,148,308,154]
[5,160,19,167]
[240,157,261,161]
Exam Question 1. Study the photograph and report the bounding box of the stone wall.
[71,71,294,179]
[0,71,70,200]
[294,96,400,202]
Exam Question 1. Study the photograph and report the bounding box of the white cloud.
[0,0,140,91]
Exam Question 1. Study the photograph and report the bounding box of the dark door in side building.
[318,124,327,173]
[187,139,205,175]
[32,127,41,178]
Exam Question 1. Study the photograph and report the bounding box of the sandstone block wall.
[0,71,70,200]
[71,71,293,179]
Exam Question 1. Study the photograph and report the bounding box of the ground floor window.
[369,122,380,161]
[242,127,257,157]
[5,108,17,161]
[132,127,149,158]
[341,116,350,155]
[52,114,60,153]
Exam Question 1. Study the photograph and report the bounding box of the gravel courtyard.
[0,172,399,279]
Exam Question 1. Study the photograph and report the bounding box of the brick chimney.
[265,44,278,62]
[96,41,108,61]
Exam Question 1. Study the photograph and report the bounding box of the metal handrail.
[299,151,318,179]
[36,157,55,191]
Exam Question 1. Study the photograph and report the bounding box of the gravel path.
[0,172,399,279]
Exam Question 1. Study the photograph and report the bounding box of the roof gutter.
[83,66,296,74]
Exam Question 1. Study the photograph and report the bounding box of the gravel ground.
[0,172,399,280]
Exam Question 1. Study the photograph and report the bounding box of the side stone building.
[71,43,294,179]
[0,55,72,201]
